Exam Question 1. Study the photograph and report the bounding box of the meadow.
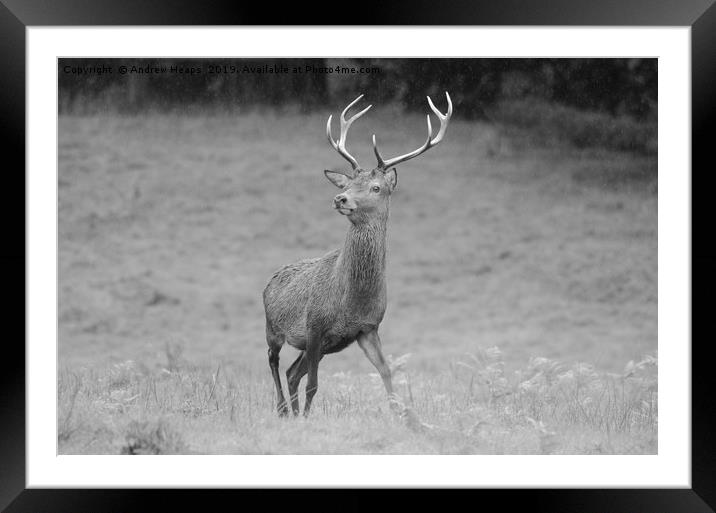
[58,104,657,454]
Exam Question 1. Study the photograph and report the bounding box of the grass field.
[58,105,657,454]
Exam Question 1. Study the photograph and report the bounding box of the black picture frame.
[3,1,714,511]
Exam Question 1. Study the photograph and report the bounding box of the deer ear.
[384,168,398,191]
[324,170,351,189]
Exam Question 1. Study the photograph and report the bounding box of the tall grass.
[58,346,657,455]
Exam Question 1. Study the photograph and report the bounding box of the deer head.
[325,93,452,224]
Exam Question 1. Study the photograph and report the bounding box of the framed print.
[3,0,715,511]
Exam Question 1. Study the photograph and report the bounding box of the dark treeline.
[59,58,656,121]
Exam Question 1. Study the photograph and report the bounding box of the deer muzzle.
[333,193,356,215]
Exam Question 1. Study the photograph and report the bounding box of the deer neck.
[336,212,388,299]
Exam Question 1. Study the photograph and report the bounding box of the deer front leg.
[357,330,399,412]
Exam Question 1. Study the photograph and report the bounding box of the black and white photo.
[57,57,658,455]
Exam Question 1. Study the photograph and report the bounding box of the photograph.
[57,57,658,456]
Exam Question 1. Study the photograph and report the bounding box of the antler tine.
[372,134,385,168]
[373,91,453,170]
[426,91,452,145]
[326,94,372,172]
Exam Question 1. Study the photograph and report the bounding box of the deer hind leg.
[302,337,323,417]
[286,351,307,416]
[357,330,399,412]
[267,336,288,417]
[287,350,325,416]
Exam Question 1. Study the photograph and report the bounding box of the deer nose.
[334,194,348,206]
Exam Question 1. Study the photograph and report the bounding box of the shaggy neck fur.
[336,209,388,299]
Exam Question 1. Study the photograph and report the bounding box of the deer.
[263,92,453,417]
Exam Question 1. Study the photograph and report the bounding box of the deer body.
[263,93,452,416]
[264,216,388,354]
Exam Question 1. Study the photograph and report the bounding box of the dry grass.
[58,346,656,454]
[58,107,657,454]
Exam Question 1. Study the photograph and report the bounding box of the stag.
[263,93,453,416]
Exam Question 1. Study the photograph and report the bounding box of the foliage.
[494,98,657,155]
[59,58,657,125]
[57,349,657,455]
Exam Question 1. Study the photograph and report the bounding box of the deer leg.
[303,337,322,417]
[286,351,307,416]
[357,330,399,412]
[287,350,325,416]
[267,345,288,417]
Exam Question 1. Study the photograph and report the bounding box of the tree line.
[59,58,656,121]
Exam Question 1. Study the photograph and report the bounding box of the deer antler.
[326,94,372,173]
[372,91,453,170]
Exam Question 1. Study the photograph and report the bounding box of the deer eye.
[371,185,381,193]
